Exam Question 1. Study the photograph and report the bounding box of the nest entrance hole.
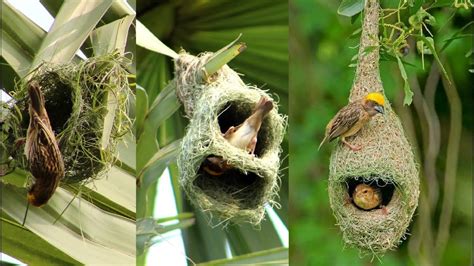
[20,73,74,134]
[217,100,272,158]
[346,177,395,210]
[195,163,265,210]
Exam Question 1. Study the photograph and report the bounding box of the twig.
[423,62,441,208]
[435,59,462,263]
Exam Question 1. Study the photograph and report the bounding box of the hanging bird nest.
[6,51,133,184]
[328,0,419,255]
[175,51,286,225]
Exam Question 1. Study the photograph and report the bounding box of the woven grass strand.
[175,52,286,225]
[328,0,420,255]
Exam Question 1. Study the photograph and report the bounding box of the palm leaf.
[0,1,136,264]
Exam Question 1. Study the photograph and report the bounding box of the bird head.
[27,183,54,207]
[354,184,373,199]
[364,92,385,116]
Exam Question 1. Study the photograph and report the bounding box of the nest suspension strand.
[328,0,420,255]
[175,52,286,225]
[7,52,132,184]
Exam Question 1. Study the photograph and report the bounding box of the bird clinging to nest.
[202,96,273,176]
[25,81,64,207]
[318,92,385,151]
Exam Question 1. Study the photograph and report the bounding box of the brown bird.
[25,81,64,207]
[352,183,382,211]
[318,92,385,151]
[202,96,273,176]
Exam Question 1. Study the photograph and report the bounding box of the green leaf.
[137,139,180,219]
[30,0,113,70]
[137,216,195,255]
[337,0,364,17]
[136,20,178,58]
[135,86,149,137]
[136,81,180,174]
[139,139,181,188]
[440,21,474,52]
[417,40,432,54]
[84,166,136,214]
[181,208,228,262]
[1,1,45,77]
[90,15,135,55]
[225,218,283,255]
[1,183,135,264]
[416,34,452,85]
[155,213,194,223]
[396,56,413,105]
[1,213,78,265]
[202,34,246,78]
[198,247,288,265]
[116,133,137,172]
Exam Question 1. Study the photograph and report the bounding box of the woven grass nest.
[328,0,420,255]
[6,52,132,184]
[175,52,286,225]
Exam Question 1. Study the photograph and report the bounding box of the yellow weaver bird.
[25,81,64,207]
[318,92,385,151]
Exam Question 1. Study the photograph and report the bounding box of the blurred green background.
[289,0,472,265]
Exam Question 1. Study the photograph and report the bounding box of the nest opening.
[217,100,272,158]
[195,166,265,210]
[345,177,395,210]
[37,72,74,133]
[17,72,74,135]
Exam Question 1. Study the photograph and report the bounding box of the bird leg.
[341,137,362,151]
[380,205,389,215]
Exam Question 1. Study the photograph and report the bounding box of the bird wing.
[327,103,362,141]
[30,113,63,174]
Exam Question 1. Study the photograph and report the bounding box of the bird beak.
[375,105,384,114]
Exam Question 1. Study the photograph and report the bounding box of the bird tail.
[318,135,327,151]
[253,96,273,117]
[28,81,45,114]
[247,96,273,129]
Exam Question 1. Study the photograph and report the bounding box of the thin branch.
[435,60,462,263]
[406,67,436,265]
[423,62,441,208]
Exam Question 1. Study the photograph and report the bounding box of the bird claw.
[343,141,362,151]
[350,145,362,151]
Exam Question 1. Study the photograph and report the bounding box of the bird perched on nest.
[318,92,385,151]
[25,81,64,207]
[202,96,273,176]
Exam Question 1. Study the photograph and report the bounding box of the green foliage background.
[289,0,472,265]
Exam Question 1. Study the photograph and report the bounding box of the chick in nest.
[318,92,385,151]
[202,96,273,176]
[352,183,388,214]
